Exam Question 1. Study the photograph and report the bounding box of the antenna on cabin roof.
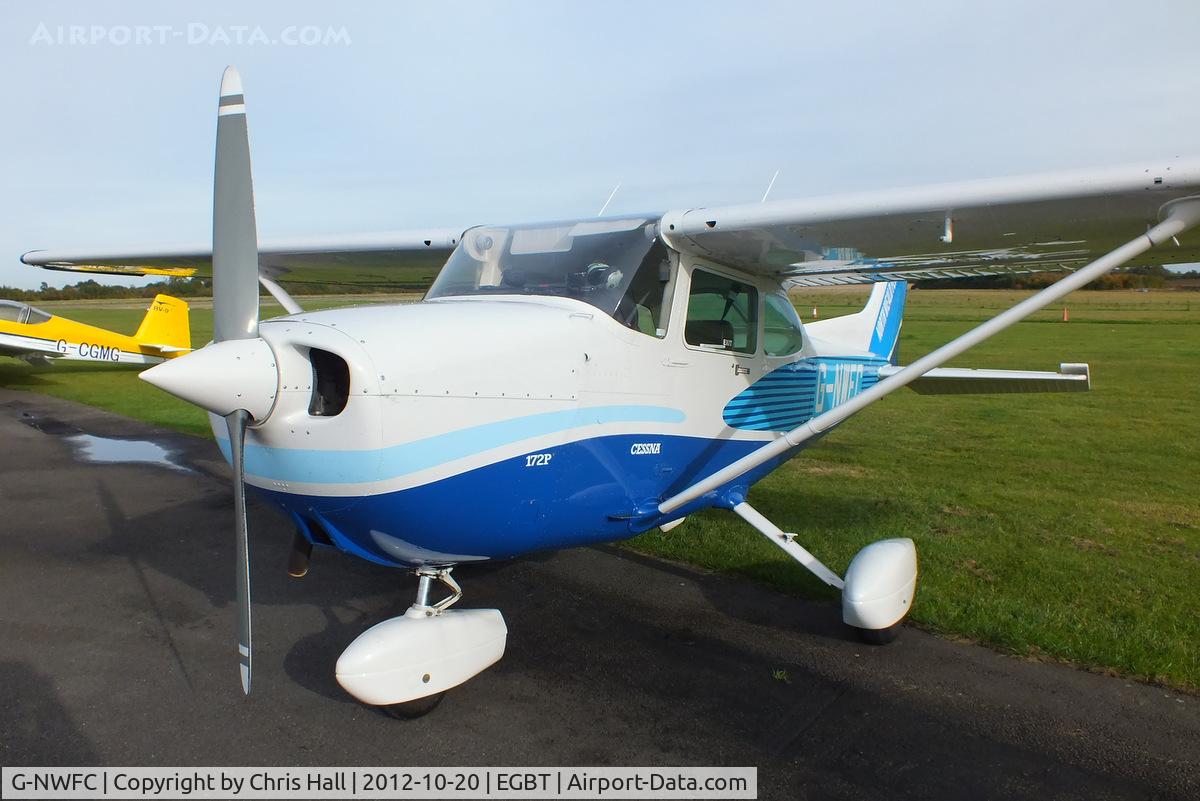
[597,183,621,216]
[761,169,781,203]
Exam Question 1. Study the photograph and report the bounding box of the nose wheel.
[384,691,446,719]
[375,569,459,719]
[853,622,903,645]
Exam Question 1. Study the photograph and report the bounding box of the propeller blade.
[213,66,260,343]
[225,409,253,695]
[141,67,270,697]
[213,67,263,696]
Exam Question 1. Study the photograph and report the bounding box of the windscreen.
[0,301,28,323]
[426,217,669,327]
[24,306,51,324]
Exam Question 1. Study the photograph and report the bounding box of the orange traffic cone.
[812,307,819,318]
[1062,307,1069,322]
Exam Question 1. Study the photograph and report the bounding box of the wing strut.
[658,198,1200,516]
[258,275,303,314]
[733,502,844,589]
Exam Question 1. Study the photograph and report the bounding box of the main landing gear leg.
[732,501,917,644]
[335,566,508,719]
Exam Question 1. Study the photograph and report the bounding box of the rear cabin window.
[684,269,758,354]
[763,294,805,356]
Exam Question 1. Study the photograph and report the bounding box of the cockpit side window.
[685,268,758,354]
[763,293,805,356]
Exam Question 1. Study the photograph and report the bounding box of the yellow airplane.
[0,294,191,365]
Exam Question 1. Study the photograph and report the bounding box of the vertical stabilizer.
[134,294,192,351]
[805,281,907,362]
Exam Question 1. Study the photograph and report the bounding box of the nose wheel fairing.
[337,607,508,706]
[336,568,507,709]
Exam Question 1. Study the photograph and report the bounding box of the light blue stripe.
[726,391,816,406]
[729,386,817,398]
[726,404,813,416]
[728,385,815,396]
[868,281,907,358]
[752,372,816,383]
[723,356,890,431]
[731,410,812,426]
[728,386,816,399]
[726,400,811,415]
[218,405,685,485]
[732,413,813,431]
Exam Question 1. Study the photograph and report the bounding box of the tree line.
[0,277,413,302]
[911,265,1198,290]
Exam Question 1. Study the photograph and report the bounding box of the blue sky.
[4,1,1200,288]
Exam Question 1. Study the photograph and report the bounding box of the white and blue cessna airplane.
[22,68,1200,717]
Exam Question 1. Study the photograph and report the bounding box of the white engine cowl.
[335,607,507,706]
[842,538,918,630]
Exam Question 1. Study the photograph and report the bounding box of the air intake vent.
[308,348,350,416]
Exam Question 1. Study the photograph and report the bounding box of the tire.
[383,692,445,719]
[853,623,902,645]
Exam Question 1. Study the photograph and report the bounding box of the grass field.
[3,289,1197,690]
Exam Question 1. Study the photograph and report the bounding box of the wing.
[659,158,1200,286]
[21,230,462,289]
[0,335,64,361]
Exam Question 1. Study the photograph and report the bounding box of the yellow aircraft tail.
[134,294,191,353]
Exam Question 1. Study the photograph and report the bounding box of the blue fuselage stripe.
[258,431,785,566]
[219,404,686,485]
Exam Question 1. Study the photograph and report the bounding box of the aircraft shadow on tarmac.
[79,449,860,724]
[83,446,864,705]
[0,661,102,765]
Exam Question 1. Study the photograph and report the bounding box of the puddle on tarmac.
[18,410,194,474]
[64,434,194,474]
